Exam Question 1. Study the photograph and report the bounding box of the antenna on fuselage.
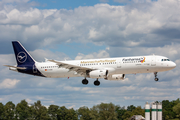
[45,58,48,62]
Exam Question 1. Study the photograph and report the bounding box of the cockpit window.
[161,59,170,61]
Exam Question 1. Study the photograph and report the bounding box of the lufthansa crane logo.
[17,52,27,63]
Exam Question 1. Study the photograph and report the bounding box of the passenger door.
[117,59,121,68]
[151,56,156,66]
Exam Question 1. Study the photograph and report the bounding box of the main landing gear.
[82,78,100,86]
[154,72,159,81]
[82,78,88,85]
[94,79,100,86]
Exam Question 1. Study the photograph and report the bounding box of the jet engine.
[89,70,108,79]
[105,74,125,80]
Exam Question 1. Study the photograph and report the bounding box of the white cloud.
[30,49,71,62]
[0,54,16,65]
[3,8,43,25]
[124,96,140,100]
[63,86,81,91]
[88,28,98,39]
[0,78,20,89]
[0,0,179,51]
[68,105,76,109]
[75,50,110,60]
[26,98,32,103]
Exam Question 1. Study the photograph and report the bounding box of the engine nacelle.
[89,70,107,79]
[105,74,125,80]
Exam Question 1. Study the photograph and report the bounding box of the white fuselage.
[35,55,176,78]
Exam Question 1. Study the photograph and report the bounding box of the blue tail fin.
[12,41,36,65]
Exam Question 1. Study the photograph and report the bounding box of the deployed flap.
[48,59,95,75]
[4,65,26,70]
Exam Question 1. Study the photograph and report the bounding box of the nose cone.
[170,62,176,69]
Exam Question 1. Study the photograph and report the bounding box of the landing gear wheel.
[82,79,88,85]
[154,72,159,81]
[154,78,159,81]
[94,79,100,86]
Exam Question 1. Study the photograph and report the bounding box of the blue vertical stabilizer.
[12,41,35,65]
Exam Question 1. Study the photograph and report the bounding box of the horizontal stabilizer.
[4,65,26,70]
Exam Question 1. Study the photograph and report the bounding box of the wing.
[4,65,26,70]
[48,60,95,75]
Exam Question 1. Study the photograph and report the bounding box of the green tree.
[122,111,132,120]
[173,103,180,119]
[132,106,145,117]
[90,103,118,120]
[15,99,30,120]
[162,100,176,119]
[68,108,78,120]
[115,105,126,120]
[127,105,136,112]
[48,105,59,120]
[57,106,68,120]
[57,106,78,120]
[0,103,4,119]
[90,105,99,120]
[3,101,15,120]
[28,105,36,120]
[77,106,92,120]
[31,100,50,120]
[165,115,169,120]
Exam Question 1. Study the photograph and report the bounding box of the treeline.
[0,98,179,120]
[162,99,180,119]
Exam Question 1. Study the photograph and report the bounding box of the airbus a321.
[4,41,176,86]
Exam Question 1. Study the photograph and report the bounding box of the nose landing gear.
[154,72,159,81]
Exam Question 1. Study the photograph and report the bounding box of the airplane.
[4,41,176,86]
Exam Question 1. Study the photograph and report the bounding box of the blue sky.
[0,0,180,109]
[32,0,125,10]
